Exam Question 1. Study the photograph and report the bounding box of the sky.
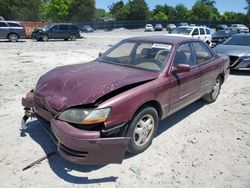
[96,0,248,14]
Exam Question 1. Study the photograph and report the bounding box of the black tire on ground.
[69,34,76,41]
[8,33,19,42]
[202,76,222,103]
[64,38,69,41]
[126,106,159,154]
[42,34,49,42]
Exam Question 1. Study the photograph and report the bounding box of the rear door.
[191,41,219,95]
[199,28,206,42]
[0,22,9,38]
[59,25,70,38]
[169,42,201,114]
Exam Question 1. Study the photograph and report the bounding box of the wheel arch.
[7,32,20,39]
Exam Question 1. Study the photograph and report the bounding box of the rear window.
[7,22,21,27]
[0,22,8,27]
[70,25,78,30]
[206,29,210,34]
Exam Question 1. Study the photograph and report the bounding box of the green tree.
[152,4,176,20]
[191,2,220,20]
[69,0,96,22]
[153,11,168,20]
[109,1,129,20]
[96,9,111,19]
[197,0,216,7]
[127,0,149,20]
[0,0,42,21]
[246,0,250,14]
[175,4,191,20]
[43,0,72,22]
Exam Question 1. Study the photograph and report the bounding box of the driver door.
[169,42,201,114]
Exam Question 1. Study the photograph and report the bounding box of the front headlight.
[58,108,111,125]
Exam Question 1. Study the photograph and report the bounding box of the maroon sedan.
[22,36,230,164]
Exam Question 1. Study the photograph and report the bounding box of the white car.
[230,24,249,33]
[145,24,154,32]
[168,26,212,46]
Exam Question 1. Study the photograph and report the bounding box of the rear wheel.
[202,77,222,103]
[8,33,19,42]
[70,34,76,41]
[126,107,158,154]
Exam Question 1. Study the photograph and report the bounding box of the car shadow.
[20,121,117,184]
[19,99,205,183]
[230,69,250,76]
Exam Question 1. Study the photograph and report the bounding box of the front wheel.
[8,33,19,42]
[126,107,158,154]
[202,77,222,103]
[42,35,49,42]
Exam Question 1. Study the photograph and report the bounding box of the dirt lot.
[0,29,250,188]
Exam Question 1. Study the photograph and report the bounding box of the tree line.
[0,0,249,23]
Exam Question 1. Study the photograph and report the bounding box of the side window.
[51,25,59,31]
[0,22,8,27]
[192,28,199,36]
[173,43,196,67]
[192,42,213,64]
[199,28,205,35]
[59,25,69,30]
[205,28,210,35]
[7,22,21,27]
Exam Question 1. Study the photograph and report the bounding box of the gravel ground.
[0,29,250,188]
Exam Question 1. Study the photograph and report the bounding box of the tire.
[64,38,69,41]
[8,33,19,42]
[126,107,159,154]
[202,77,222,103]
[70,34,76,41]
[42,34,49,42]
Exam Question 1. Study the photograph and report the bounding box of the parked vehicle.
[169,26,212,46]
[0,21,26,42]
[230,24,249,33]
[145,24,154,32]
[211,30,238,46]
[32,24,81,41]
[22,36,230,164]
[214,33,250,70]
[215,24,230,31]
[154,24,163,31]
[81,25,94,33]
[166,24,176,33]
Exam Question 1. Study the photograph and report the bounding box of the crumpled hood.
[214,44,250,57]
[35,60,159,111]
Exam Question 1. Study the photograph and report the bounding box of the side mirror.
[171,64,191,74]
[99,52,103,57]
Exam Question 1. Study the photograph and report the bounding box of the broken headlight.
[58,108,111,125]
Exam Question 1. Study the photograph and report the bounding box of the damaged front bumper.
[22,90,130,164]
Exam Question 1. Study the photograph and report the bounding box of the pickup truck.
[22,36,230,164]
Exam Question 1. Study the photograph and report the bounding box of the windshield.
[99,40,173,72]
[43,25,52,31]
[171,27,192,35]
[223,35,250,46]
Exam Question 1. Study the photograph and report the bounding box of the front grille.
[229,56,240,68]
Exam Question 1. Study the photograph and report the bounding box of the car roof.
[126,36,200,45]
